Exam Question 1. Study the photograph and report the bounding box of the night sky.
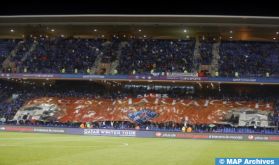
[0,0,278,16]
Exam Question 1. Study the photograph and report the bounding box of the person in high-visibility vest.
[182,126,186,132]
[86,122,91,128]
[186,127,192,133]
[80,123,85,128]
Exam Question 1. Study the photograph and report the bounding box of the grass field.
[0,132,279,165]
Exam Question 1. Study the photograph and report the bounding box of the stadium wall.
[1,125,279,142]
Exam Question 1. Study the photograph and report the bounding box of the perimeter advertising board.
[0,125,278,142]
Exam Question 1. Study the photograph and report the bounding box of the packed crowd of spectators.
[219,41,279,77]
[19,37,106,73]
[117,39,195,74]
[1,38,279,77]
[0,80,278,134]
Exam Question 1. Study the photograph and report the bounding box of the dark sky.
[0,1,278,16]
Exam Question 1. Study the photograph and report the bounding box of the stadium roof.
[1,15,279,26]
[0,15,279,41]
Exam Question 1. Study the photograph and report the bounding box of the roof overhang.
[0,15,279,27]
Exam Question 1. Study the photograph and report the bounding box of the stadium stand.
[1,38,279,77]
[0,36,279,135]
[0,80,278,134]
[219,41,279,77]
[117,39,195,74]
[20,37,106,73]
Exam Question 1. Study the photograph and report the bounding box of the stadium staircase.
[91,41,127,75]
[16,41,38,72]
[210,42,221,76]
[90,42,109,74]
[19,41,38,64]
[193,38,201,72]
[108,41,128,75]
[2,41,23,72]
[2,40,38,72]
[0,41,12,70]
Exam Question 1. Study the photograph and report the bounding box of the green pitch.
[0,132,279,165]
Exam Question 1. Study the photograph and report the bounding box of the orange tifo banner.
[13,96,273,124]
